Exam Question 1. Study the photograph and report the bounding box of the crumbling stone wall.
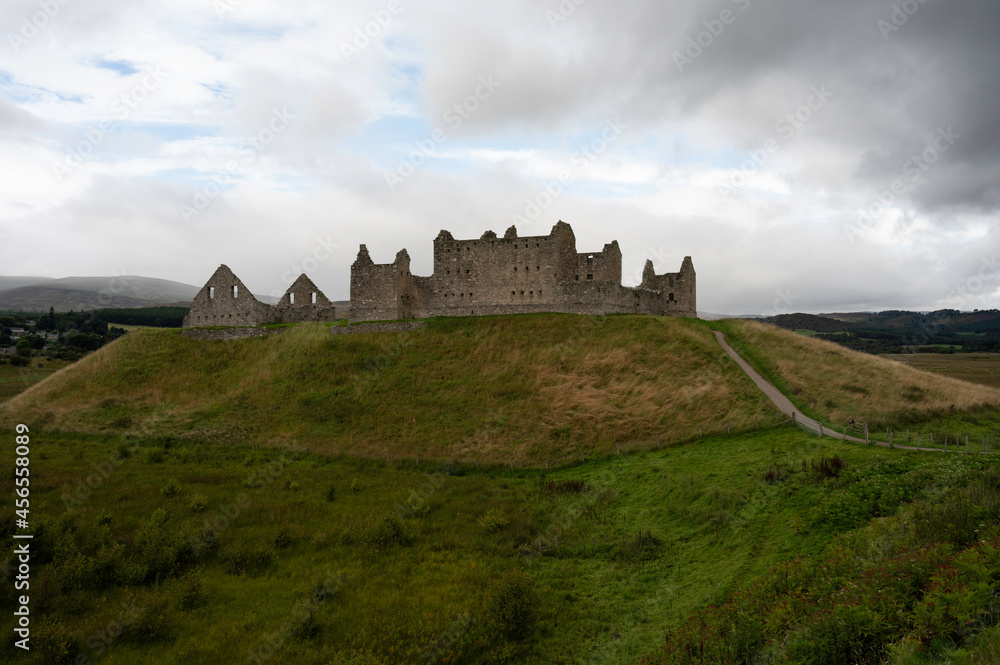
[275,274,337,323]
[182,265,275,327]
[183,266,336,328]
[349,221,696,321]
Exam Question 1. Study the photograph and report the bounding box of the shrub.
[123,600,170,643]
[33,618,79,665]
[179,571,205,611]
[273,526,295,550]
[478,508,510,534]
[361,514,410,558]
[325,485,336,502]
[350,477,360,492]
[188,494,208,513]
[161,480,180,497]
[485,570,538,643]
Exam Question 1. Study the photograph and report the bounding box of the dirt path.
[712,330,931,452]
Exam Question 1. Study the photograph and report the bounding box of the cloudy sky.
[0,0,998,314]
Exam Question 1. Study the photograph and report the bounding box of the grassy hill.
[7,314,1000,462]
[714,319,1000,435]
[5,314,1000,663]
[2,314,782,463]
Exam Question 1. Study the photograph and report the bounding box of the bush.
[326,485,336,502]
[123,600,170,643]
[188,494,208,513]
[273,526,295,550]
[478,508,510,534]
[179,572,205,611]
[485,570,538,643]
[161,480,180,497]
[361,514,410,559]
[350,477,361,492]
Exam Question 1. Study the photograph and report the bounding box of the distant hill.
[761,313,854,332]
[0,276,55,292]
[0,275,278,312]
[759,309,1000,354]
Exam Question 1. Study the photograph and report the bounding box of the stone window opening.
[587,274,593,280]
[525,266,529,271]
[232,285,238,298]
[209,286,215,299]
[536,266,539,271]
[575,275,579,281]
[669,293,675,302]
[465,269,470,274]
[536,243,539,247]
[529,291,533,296]
[514,266,517,272]
[289,293,295,305]
[511,291,515,296]
[520,290,524,295]
[469,292,473,297]
[446,270,450,274]
[460,293,464,297]
[311,292,317,304]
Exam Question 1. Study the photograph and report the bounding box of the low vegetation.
[1,314,783,463]
[715,318,1000,432]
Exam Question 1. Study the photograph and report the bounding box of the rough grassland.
[0,314,781,463]
[0,427,899,665]
[716,319,1000,428]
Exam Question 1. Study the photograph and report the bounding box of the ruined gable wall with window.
[183,265,336,327]
[350,221,696,321]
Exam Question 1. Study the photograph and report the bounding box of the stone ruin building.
[350,221,695,321]
[182,265,336,327]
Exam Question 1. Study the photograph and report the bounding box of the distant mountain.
[0,276,55,292]
[0,275,294,312]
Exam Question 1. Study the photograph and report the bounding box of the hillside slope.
[717,319,1000,427]
[2,314,781,462]
[0,275,201,311]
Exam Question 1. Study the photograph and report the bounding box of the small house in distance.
[182,265,335,327]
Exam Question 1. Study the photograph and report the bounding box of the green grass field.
[4,314,1000,663]
[0,425,946,665]
[0,358,70,403]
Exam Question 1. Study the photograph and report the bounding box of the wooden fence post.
[699,426,702,439]
[818,423,823,438]
[966,435,969,454]
[865,424,869,446]
[889,430,893,449]
[916,432,920,451]
[727,422,731,435]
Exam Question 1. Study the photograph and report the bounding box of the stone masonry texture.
[349,221,695,321]
[182,265,336,327]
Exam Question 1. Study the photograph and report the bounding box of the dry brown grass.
[0,315,783,463]
[723,319,1000,426]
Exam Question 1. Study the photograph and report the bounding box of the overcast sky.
[0,0,997,314]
